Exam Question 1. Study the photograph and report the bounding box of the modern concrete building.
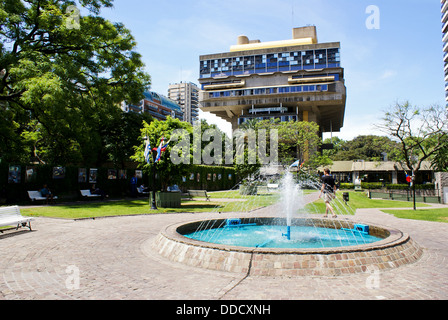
[442,0,448,104]
[121,91,184,121]
[168,82,199,124]
[198,26,346,135]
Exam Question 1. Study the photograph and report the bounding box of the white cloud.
[380,69,397,80]
[199,110,233,137]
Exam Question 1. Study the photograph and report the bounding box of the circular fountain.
[153,173,423,276]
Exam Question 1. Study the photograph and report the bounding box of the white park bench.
[137,186,149,196]
[187,190,211,201]
[27,191,58,203]
[0,206,34,232]
[80,190,102,199]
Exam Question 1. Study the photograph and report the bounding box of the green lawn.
[19,192,279,219]
[21,199,162,219]
[382,208,448,223]
[20,199,224,219]
[17,190,445,224]
[303,191,430,215]
[303,192,448,223]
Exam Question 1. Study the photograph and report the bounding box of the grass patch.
[304,191,430,215]
[19,191,436,221]
[20,192,280,219]
[21,199,159,219]
[382,208,448,223]
[20,199,227,218]
[208,190,247,199]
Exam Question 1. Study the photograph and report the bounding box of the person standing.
[319,168,337,218]
[130,174,138,197]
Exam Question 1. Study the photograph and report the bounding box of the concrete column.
[435,172,448,204]
[392,171,398,184]
[303,111,309,162]
[230,117,239,133]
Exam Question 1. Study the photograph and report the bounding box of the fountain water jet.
[279,171,302,241]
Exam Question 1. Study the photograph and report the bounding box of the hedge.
[0,162,237,204]
[178,165,238,192]
[338,182,435,191]
[386,184,435,190]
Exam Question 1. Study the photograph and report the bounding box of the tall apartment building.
[198,26,346,135]
[442,0,448,104]
[168,82,200,124]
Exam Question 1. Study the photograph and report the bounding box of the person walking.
[319,168,337,218]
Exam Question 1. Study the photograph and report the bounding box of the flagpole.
[150,149,157,210]
[147,136,171,210]
[144,134,158,210]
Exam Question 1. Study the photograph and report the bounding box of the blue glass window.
[244,56,255,74]
[267,54,278,71]
[303,51,314,69]
[200,47,341,78]
[327,48,340,64]
[315,49,327,69]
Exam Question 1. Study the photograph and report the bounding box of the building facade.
[168,82,200,124]
[442,0,448,104]
[198,26,346,135]
[121,91,184,121]
[319,161,434,185]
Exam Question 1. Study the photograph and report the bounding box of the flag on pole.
[290,160,305,169]
[406,173,412,184]
[154,137,170,163]
[144,139,151,164]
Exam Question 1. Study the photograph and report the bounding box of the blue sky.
[100,0,445,140]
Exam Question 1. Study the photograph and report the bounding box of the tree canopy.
[323,135,401,162]
[0,0,151,165]
[132,117,194,191]
[256,118,321,165]
[377,101,448,174]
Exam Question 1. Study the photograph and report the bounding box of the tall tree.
[431,134,448,172]
[377,101,448,210]
[132,117,193,191]
[0,0,150,164]
[256,119,321,165]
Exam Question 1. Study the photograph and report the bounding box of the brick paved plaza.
[1,204,448,300]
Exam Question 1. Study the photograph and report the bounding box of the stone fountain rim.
[161,217,409,255]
